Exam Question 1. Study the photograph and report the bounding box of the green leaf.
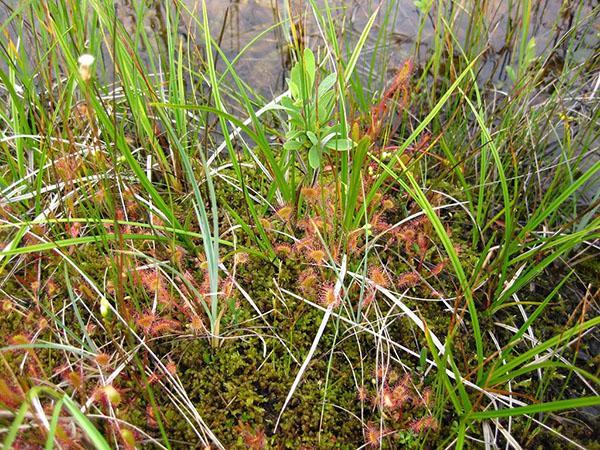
[308,145,321,169]
[281,95,296,110]
[419,347,428,371]
[286,129,303,140]
[63,396,112,449]
[325,138,354,151]
[290,62,302,99]
[525,37,536,66]
[303,48,316,92]
[45,397,66,450]
[307,131,319,145]
[280,96,303,120]
[317,89,336,122]
[468,396,600,420]
[343,137,370,229]
[283,140,303,151]
[317,73,337,96]
[289,80,299,100]
[506,65,516,83]
[414,0,433,14]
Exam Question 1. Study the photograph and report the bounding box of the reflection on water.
[1,0,597,94]
[116,0,427,94]
[113,0,597,95]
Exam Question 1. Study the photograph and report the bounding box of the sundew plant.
[0,0,598,448]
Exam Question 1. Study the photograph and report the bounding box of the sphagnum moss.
[1,0,598,448]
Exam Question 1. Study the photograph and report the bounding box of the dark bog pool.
[109,0,597,96]
[1,1,597,96]
[114,0,598,94]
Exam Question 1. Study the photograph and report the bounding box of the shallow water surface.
[1,1,596,94]
[112,0,598,94]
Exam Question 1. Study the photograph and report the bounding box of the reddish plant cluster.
[283,177,451,312]
[408,414,438,434]
[390,216,431,255]
[319,282,341,308]
[364,421,391,448]
[135,310,181,336]
[367,60,413,141]
[397,271,421,288]
[235,421,267,449]
[369,266,391,288]
[371,373,415,416]
[298,267,319,296]
[359,372,437,447]
[93,384,123,408]
[0,376,24,409]
[147,360,177,386]
[138,269,173,306]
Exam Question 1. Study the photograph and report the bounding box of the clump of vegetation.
[0,0,598,449]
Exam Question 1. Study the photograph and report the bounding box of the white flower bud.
[78,54,95,82]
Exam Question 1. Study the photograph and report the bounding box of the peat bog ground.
[0,0,599,448]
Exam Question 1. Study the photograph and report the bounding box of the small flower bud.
[102,385,121,406]
[120,428,136,449]
[100,298,110,317]
[77,54,95,82]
